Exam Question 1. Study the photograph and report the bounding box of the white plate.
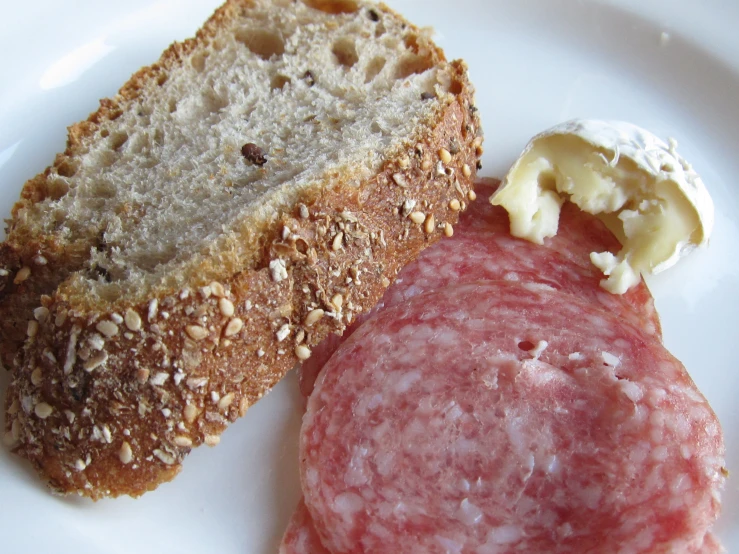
[1,0,737,551]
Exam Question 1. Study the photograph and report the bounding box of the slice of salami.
[300,282,724,553]
[279,498,331,554]
[456,182,660,337]
[299,182,660,397]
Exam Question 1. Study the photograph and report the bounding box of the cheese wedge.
[490,119,714,294]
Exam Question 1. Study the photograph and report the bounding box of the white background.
[0,0,737,551]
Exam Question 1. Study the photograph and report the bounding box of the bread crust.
[2,1,482,498]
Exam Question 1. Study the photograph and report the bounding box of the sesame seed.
[204,435,220,447]
[34,255,48,266]
[439,148,452,164]
[174,436,193,447]
[27,320,38,337]
[392,173,408,187]
[304,308,325,327]
[35,402,53,419]
[295,344,312,360]
[218,298,235,317]
[119,442,133,464]
[276,324,291,342]
[161,408,171,417]
[468,190,477,201]
[421,158,432,170]
[424,214,435,234]
[462,164,472,177]
[153,449,176,465]
[295,329,306,344]
[148,299,158,321]
[183,404,199,423]
[8,399,18,415]
[96,320,119,337]
[402,199,417,217]
[83,351,108,372]
[256,349,265,357]
[14,266,31,284]
[299,204,309,219]
[210,281,226,298]
[445,223,454,237]
[149,372,169,386]
[449,199,461,211]
[88,333,105,350]
[409,211,425,225]
[102,425,112,443]
[124,309,142,331]
[270,259,288,282]
[224,317,244,337]
[399,155,411,169]
[186,377,208,390]
[473,137,483,149]
[30,367,43,386]
[186,325,208,341]
[33,306,50,323]
[137,367,150,384]
[381,276,391,287]
[331,293,344,311]
[200,285,212,298]
[111,313,124,325]
[332,232,344,251]
[239,397,250,417]
[75,459,87,471]
[218,392,235,411]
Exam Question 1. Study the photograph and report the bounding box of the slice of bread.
[2,0,482,498]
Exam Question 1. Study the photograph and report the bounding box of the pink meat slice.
[300,282,725,554]
[278,498,331,554]
[299,182,660,397]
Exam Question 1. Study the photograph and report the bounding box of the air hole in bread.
[332,37,358,68]
[56,159,78,178]
[168,99,178,113]
[271,74,291,90]
[203,90,229,114]
[46,179,69,201]
[517,340,535,351]
[364,56,386,83]
[235,28,285,60]
[303,0,359,14]
[110,132,128,152]
[370,121,383,134]
[191,52,207,73]
[92,182,117,199]
[394,54,434,80]
[100,129,110,139]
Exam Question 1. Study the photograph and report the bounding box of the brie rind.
[490,119,714,294]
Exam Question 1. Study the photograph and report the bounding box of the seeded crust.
[2,1,482,498]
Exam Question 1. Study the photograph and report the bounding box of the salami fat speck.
[300,282,724,553]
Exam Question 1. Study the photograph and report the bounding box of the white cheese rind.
[490,119,714,294]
